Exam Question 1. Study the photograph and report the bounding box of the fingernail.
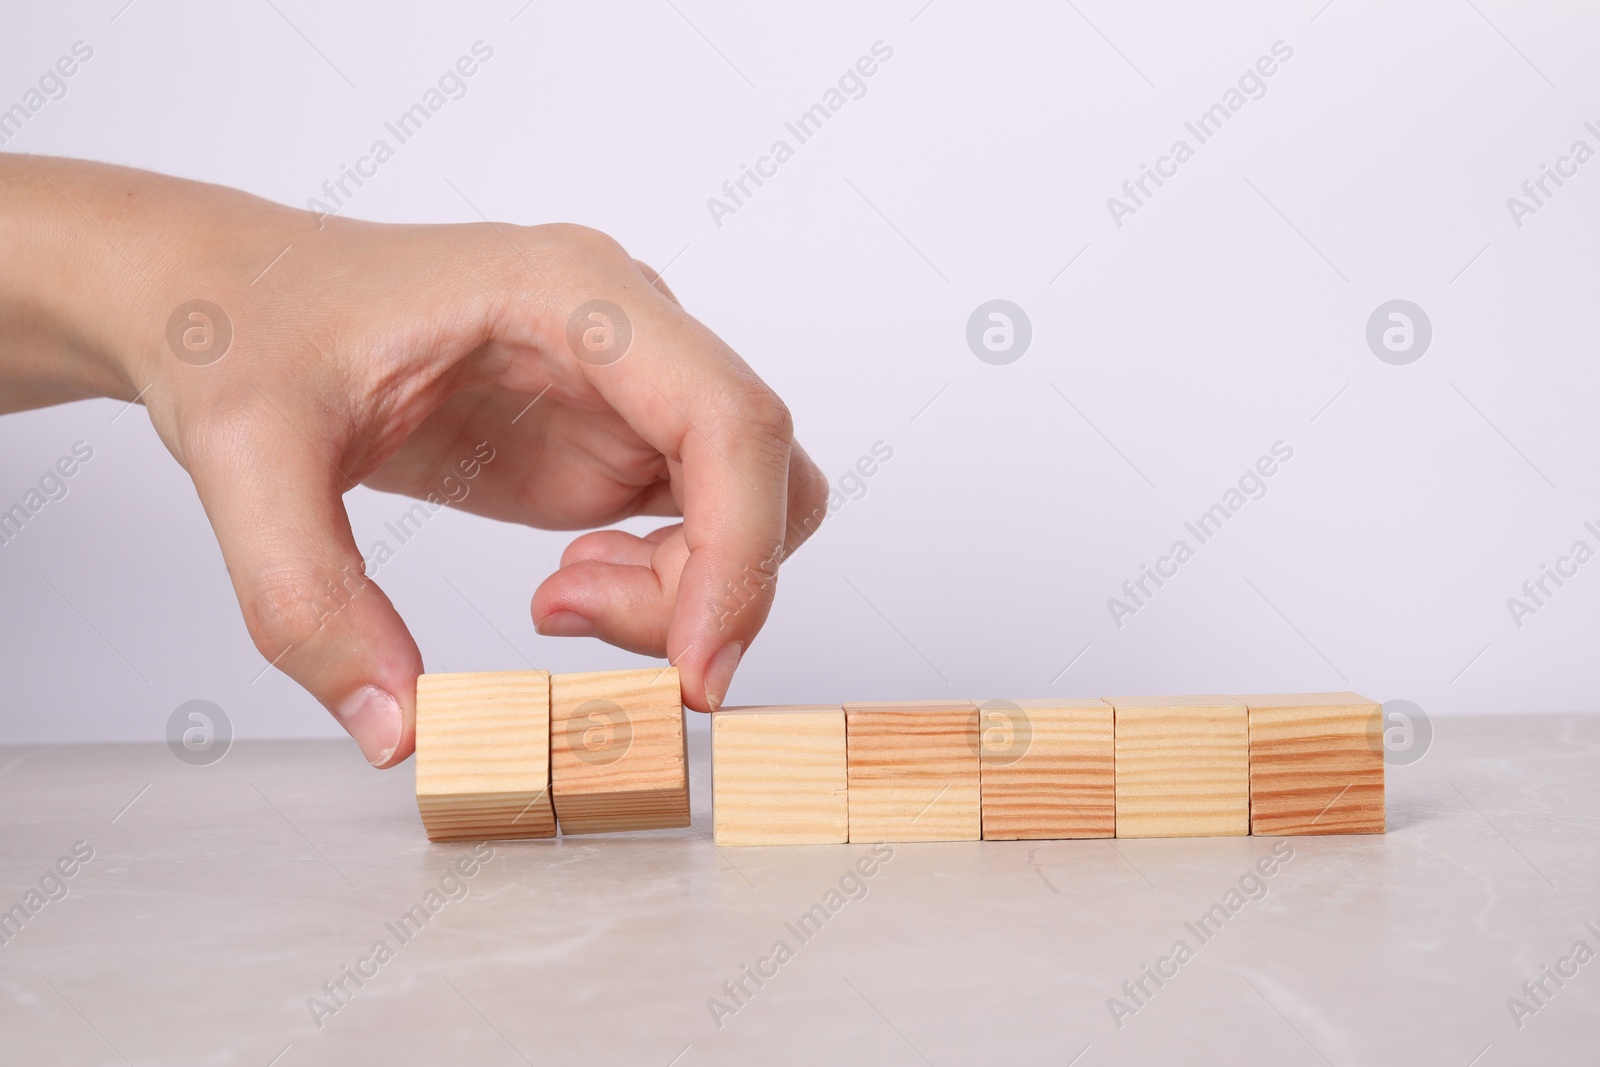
[536,611,597,638]
[336,685,403,768]
[704,642,742,712]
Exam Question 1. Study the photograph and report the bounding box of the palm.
[359,380,679,531]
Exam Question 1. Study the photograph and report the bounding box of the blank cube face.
[1244,693,1384,836]
[712,706,847,846]
[414,671,555,842]
[1111,698,1249,838]
[844,701,980,843]
[979,699,1114,840]
[550,667,690,835]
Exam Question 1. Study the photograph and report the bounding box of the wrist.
[0,156,142,409]
[0,154,307,412]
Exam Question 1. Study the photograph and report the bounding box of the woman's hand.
[0,155,826,767]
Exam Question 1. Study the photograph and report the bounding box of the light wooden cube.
[1109,696,1249,838]
[712,705,847,846]
[1243,692,1385,836]
[978,698,1114,840]
[414,670,555,842]
[844,700,980,843]
[550,667,690,835]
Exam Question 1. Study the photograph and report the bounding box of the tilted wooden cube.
[414,670,555,842]
[1109,696,1249,838]
[550,667,690,834]
[978,698,1115,840]
[844,700,980,843]
[1243,692,1385,835]
[712,705,848,846]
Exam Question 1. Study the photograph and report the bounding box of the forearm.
[0,153,301,414]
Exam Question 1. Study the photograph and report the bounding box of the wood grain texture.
[712,706,847,846]
[414,671,554,842]
[550,667,690,834]
[978,698,1114,840]
[1243,692,1385,835]
[844,700,979,842]
[1109,696,1249,838]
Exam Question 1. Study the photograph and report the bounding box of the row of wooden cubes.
[711,694,1385,845]
[415,667,690,841]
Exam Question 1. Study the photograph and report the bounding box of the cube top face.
[1245,697,1382,741]
[712,706,847,846]
[978,699,1114,841]
[985,697,1113,710]
[844,700,980,843]
[843,700,977,713]
[1112,701,1249,838]
[716,704,842,717]
[1247,696,1385,836]
[1105,695,1249,710]
[414,670,554,842]
[550,667,689,833]
[1237,692,1377,709]
[415,671,551,798]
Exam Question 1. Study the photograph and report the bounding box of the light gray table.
[1,714,1595,1065]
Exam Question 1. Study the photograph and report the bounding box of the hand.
[0,156,826,767]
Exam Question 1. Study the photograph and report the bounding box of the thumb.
[188,419,422,768]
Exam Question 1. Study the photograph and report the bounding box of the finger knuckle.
[705,385,793,475]
[173,390,283,474]
[733,384,794,441]
[793,460,830,534]
[534,223,631,272]
[241,568,330,659]
[710,387,792,477]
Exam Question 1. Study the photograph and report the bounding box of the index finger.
[528,232,805,711]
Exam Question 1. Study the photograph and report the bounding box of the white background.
[2,0,1597,745]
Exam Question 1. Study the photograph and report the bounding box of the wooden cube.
[978,698,1114,840]
[1109,696,1249,838]
[1243,692,1385,836]
[414,670,555,842]
[550,667,690,834]
[712,705,847,846]
[844,700,979,842]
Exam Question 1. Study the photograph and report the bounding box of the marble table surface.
[1,714,1596,1066]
